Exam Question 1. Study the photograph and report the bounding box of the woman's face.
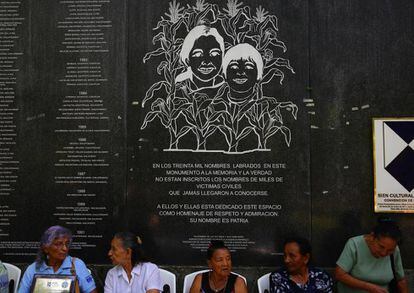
[283,242,309,274]
[188,35,222,82]
[108,237,131,266]
[43,236,70,263]
[369,235,397,258]
[226,58,258,94]
[208,248,232,278]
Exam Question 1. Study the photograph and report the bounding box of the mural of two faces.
[141,0,297,153]
[132,0,309,265]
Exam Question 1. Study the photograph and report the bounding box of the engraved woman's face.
[226,58,258,94]
[188,35,222,82]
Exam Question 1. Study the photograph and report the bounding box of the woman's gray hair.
[35,225,72,269]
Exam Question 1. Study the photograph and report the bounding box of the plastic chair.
[159,268,176,293]
[3,263,21,293]
[182,269,246,293]
[233,272,247,284]
[257,272,271,293]
[183,269,210,293]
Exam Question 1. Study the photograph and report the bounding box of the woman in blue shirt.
[0,261,8,293]
[270,237,333,293]
[18,225,97,293]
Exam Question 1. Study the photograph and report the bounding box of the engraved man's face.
[226,58,258,95]
[188,35,222,82]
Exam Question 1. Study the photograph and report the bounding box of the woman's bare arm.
[189,274,202,293]
[334,266,387,293]
[397,277,409,293]
[234,276,248,293]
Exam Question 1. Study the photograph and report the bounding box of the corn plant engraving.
[141,0,298,153]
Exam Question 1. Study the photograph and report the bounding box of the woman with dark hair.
[335,218,408,293]
[18,225,97,293]
[270,237,333,292]
[104,232,162,293]
[190,240,248,293]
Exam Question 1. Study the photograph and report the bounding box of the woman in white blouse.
[104,232,162,293]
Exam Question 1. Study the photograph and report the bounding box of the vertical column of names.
[53,0,114,255]
[0,0,22,244]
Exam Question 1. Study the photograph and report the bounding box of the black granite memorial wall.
[0,0,413,270]
[0,0,127,263]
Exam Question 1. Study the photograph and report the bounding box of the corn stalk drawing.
[246,86,298,149]
[177,87,225,150]
[141,0,298,153]
[141,0,189,150]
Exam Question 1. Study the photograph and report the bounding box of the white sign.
[373,118,414,213]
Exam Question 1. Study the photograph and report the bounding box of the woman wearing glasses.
[335,218,408,293]
[18,225,97,293]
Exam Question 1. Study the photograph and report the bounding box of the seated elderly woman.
[270,237,333,292]
[0,260,9,292]
[18,225,97,293]
[335,218,409,293]
[190,240,248,293]
[104,232,162,293]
